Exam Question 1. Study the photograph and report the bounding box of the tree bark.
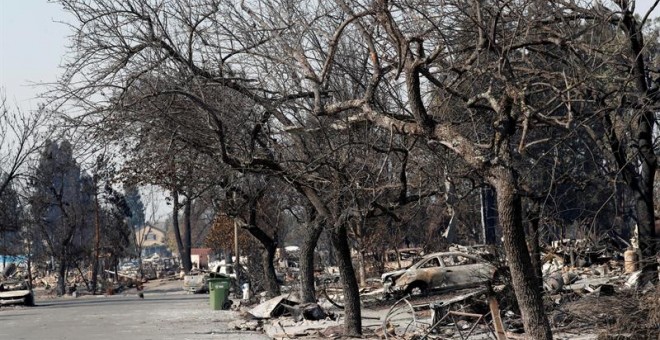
[300,221,324,303]
[171,189,190,273]
[353,218,368,287]
[330,224,362,337]
[57,254,67,296]
[261,243,280,297]
[27,253,33,290]
[243,200,280,297]
[481,185,498,244]
[90,256,99,294]
[225,252,233,274]
[527,202,543,284]
[358,250,367,287]
[490,167,551,340]
[113,258,119,282]
[182,197,193,272]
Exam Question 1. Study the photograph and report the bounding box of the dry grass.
[551,286,660,339]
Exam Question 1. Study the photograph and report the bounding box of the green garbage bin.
[208,276,231,310]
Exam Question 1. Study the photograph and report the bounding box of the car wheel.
[405,282,428,297]
[24,292,35,306]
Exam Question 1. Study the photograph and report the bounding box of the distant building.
[191,248,213,269]
[135,224,170,257]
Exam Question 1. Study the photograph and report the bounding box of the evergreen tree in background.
[0,177,23,256]
[30,140,91,296]
[124,185,145,229]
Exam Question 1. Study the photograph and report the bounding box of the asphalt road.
[0,291,268,340]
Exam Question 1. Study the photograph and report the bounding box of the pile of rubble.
[7,257,182,298]
[118,255,178,281]
[227,294,339,336]
[221,289,392,340]
[222,239,658,339]
[540,239,659,339]
[541,236,658,294]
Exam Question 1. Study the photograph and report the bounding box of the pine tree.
[30,140,89,296]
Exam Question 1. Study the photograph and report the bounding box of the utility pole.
[232,190,240,271]
[91,186,101,294]
[234,219,239,268]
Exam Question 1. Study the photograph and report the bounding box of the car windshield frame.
[412,255,444,269]
[440,254,480,267]
[410,252,485,270]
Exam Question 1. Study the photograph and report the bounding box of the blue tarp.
[0,255,27,271]
[0,255,26,263]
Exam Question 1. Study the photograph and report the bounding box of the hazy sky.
[1,1,73,110]
[1,1,658,113]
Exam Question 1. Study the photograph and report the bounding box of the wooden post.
[234,219,239,268]
[92,189,101,294]
[489,292,507,340]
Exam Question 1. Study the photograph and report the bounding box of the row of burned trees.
[0,132,147,296]
[26,0,660,338]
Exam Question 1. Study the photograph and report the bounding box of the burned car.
[381,252,498,296]
[0,281,34,306]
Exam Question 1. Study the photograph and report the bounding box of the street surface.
[0,283,268,340]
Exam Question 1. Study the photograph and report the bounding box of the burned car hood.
[381,268,407,281]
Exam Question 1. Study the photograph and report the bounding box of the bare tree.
[231,1,657,337]
[563,1,660,284]
[605,1,659,284]
[216,174,287,297]
[0,94,49,197]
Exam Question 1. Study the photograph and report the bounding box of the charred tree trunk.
[244,200,280,297]
[354,219,367,287]
[113,258,119,282]
[634,187,657,283]
[481,185,498,244]
[137,256,144,279]
[490,167,551,340]
[300,220,324,303]
[225,252,233,274]
[90,256,99,294]
[619,8,658,285]
[358,250,367,287]
[57,254,67,296]
[171,189,189,273]
[330,224,362,337]
[182,197,193,272]
[27,254,33,290]
[604,109,657,285]
[527,202,543,284]
[261,243,280,297]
